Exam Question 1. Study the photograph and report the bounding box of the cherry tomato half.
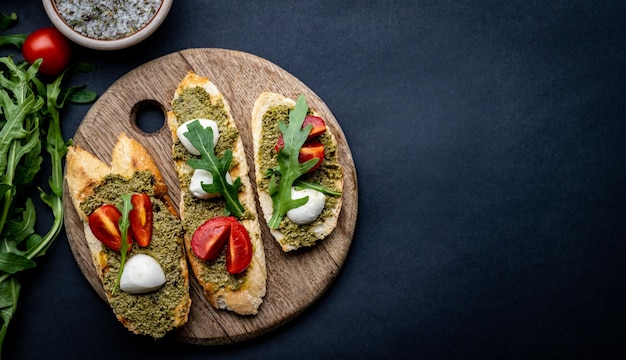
[299,141,325,173]
[88,204,131,252]
[22,27,71,76]
[191,216,234,261]
[302,115,327,139]
[191,216,253,274]
[129,193,153,247]
[225,219,253,275]
[274,115,327,152]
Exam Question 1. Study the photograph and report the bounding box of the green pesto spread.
[172,86,239,158]
[80,171,155,215]
[80,172,187,339]
[258,105,342,249]
[172,86,250,291]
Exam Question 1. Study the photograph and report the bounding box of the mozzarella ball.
[120,254,166,294]
[286,187,326,225]
[189,169,233,199]
[176,118,220,155]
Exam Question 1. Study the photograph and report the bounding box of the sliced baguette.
[251,92,343,251]
[65,133,191,338]
[166,71,266,315]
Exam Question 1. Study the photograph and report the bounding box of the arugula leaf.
[263,168,280,196]
[183,120,245,218]
[0,34,27,49]
[266,95,319,229]
[0,278,18,349]
[2,198,36,251]
[0,253,35,274]
[0,12,17,31]
[65,87,98,104]
[113,194,133,294]
[0,43,96,354]
[294,180,342,196]
[67,62,96,74]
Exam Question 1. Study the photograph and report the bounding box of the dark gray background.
[4,1,626,359]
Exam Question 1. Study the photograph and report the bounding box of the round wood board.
[62,48,358,345]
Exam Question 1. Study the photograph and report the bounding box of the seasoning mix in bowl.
[42,0,172,50]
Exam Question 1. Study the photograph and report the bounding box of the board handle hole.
[132,100,166,134]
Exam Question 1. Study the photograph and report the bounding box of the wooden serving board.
[62,48,358,345]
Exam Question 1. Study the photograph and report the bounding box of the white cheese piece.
[176,118,220,155]
[120,254,166,294]
[286,187,326,225]
[189,169,233,199]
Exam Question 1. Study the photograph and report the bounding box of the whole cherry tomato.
[129,193,153,247]
[22,27,71,76]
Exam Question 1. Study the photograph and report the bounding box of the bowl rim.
[42,0,173,51]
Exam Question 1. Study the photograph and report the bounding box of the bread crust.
[251,92,343,251]
[65,133,191,338]
[167,71,266,315]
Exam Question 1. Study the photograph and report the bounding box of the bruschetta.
[65,133,191,338]
[251,92,343,252]
[166,71,266,315]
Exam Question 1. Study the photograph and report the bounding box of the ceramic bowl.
[42,0,172,51]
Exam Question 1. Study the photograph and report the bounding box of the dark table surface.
[4,1,626,359]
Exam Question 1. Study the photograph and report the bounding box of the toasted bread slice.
[167,71,266,315]
[65,133,191,338]
[251,92,343,251]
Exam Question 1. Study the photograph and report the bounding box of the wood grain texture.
[62,48,358,345]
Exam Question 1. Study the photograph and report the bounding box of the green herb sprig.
[0,11,97,354]
[294,180,342,196]
[265,95,319,229]
[113,194,133,294]
[0,12,17,31]
[183,120,245,218]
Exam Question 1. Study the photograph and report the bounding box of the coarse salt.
[54,0,162,40]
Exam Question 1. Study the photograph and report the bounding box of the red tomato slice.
[274,115,327,152]
[299,141,325,173]
[225,220,253,274]
[192,216,252,273]
[88,204,131,252]
[191,216,234,261]
[129,193,153,247]
[303,115,327,138]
